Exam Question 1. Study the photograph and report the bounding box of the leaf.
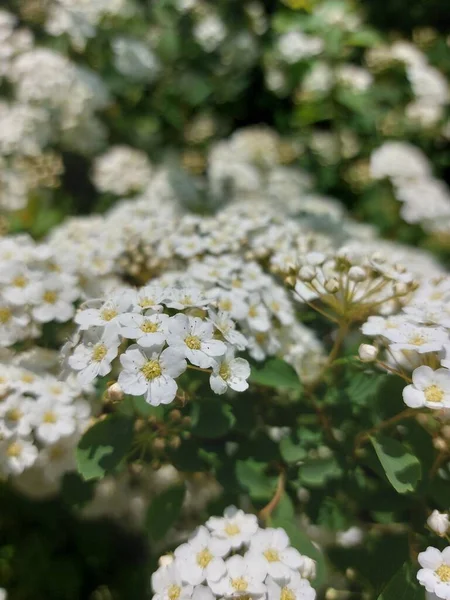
[235,459,276,501]
[76,414,134,481]
[371,435,421,494]
[60,472,95,509]
[191,399,235,439]
[146,485,186,542]
[280,433,307,464]
[250,358,302,391]
[298,456,343,488]
[377,562,425,600]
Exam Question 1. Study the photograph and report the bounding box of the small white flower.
[206,506,258,551]
[38,436,77,482]
[214,290,249,320]
[207,310,248,351]
[336,527,364,548]
[29,396,77,445]
[174,526,228,586]
[131,286,166,313]
[152,563,193,600]
[248,528,304,580]
[118,344,186,406]
[266,573,316,600]
[210,554,266,597]
[167,314,226,368]
[403,366,450,409]
[0,436,38,475]
[210,350,250,395]
[75,292,132,330]
[0,263,36,306]
[30,275,78,323]
[0,393,33,438]
[119,312,169,347]
[417,546,450,599]
[428,511,450,537]
[245,295,271,333]
[164,288,210,311]
[0,298,29,347]
[385,325,449,354]
[68,328,120,385]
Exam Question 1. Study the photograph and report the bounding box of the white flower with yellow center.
[248,528,304,580]
[68,328,120,385]
[403,366,450,410]
[119,312,169,348]
[151,563,193,600]
[0,263,36,306]
[167,314,226,369]
[75,292,132,331]
[0,298,29,347]
[207,310,248,350]
[118,344,186,406]
[30,275,79,323]
[417,546,450,599]
[206,506,258,551]
[0,436,38,476]
[131,286,166,314]
[209,554,267,597]
[266,573,316,600]
[210,350,250,395]
[164,288,210,311]
[174,526,228,586]
[384,324,449,354]
[0,393,33,438]
[245,295,271,333]
[29,396,77,445]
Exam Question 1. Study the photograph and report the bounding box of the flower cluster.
[66,287,251,405]
[152,507,316,600]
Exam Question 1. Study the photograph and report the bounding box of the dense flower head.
[152,507,316,600]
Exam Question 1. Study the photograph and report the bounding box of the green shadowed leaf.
[371,435,421,494]
[250,358,302,391]
[377,562,425,600]
[146,485,186,542]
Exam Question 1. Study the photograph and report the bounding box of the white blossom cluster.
[370,142,450,233]
[66,287,251,404]
[0,235,80,348]
[0,356,91,489]
[152,507,316,600]
[418,511,450,600]
[91,145,154,196]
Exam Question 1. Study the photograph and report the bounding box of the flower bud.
[306,251,325,266]
[106,382,124,402]
[152,438,166,451]
[298,265,315,282]
[358,344,378,362]
[299,556,317,580]
[325,278,340,293]
[325,589,339,600]
[433,437,447,451]
[394,282,409,296]
[427,510,449,536]
[348,266,366,282]
[158,554,174,568]
[169,409,182,422]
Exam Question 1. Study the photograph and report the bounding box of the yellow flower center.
[0,307,12,324]
[181,295,193,306]
[21,373,35,383]
[50,385,62,395]
[185,335,202,350]
[196,548,213,568]
[43,411,57,424]
[408,334,426,346]
[6,408,22,422]
[224,523,240,536]
[219,299,233,311]
[280,587,296,600]
[141,360,162,380]
[141,321,159,334]
[248,306,258,318]
[43,290,58,304]
[7,441,22,457]
[436,564,450,582]
[424,384,444,403]
[101,308,118,322]
[49,445,65,460]
[219,363,230,381]
[167,585,181,600]
[12,275,27,288]
[92,343,107,362]
[270,302,281,312]
[231,578,248,592]
[139,297,155,308]
[263,548,280,563]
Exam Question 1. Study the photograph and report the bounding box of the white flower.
[152,563,193,600]
[174,526,228,586]
[266,573,316,600]
[119,312,169,347]
[403,367,450,409]
[164,288,210,311]
[206,506,258,551]
[167,314,226,368]
[68,328,120,385]
[210,554,267,597]
[210,350,250,395]
[29,396,77,445]
[358,344,378,362]
[336,527,364,548]
[215,291,248,320]
[245,295,271,333]
[417,546,450,599]
[75,292,132,330]
[207,310,248,351]
[0,298,29,347]
[131,286,166,313]
[118,344,186,406]
[29,275,78,323]
[0,263,36,305]
[38,436,77,482]
[0,393,33,438]
[428,511,450,537]
[384,325,449,354]
[0,436,38,475]
[278,31,323,63]
[248,528,304,580]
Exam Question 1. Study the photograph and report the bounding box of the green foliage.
[250,358,302,391]
[191,398,235,438]
[378,563,425,600]
[371,435,422,494]
[146,485,186,542]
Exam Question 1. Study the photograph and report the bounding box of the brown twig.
[259,471,286,522]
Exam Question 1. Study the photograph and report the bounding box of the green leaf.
[146,485,186,542]
[348,30,382,47]
[191,399,235,438]
[298,456,343,488]
[76,414,134,481]
[235,459,276,501]
[280,433,307,464]
[250,358,302,391]
[377,562,425,600]
[371,435,421,494]
[60,472,95,509]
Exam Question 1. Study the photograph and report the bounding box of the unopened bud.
[182,416,192,427]
[134,419,146,433]
[358,344,378,362]
[106,382,124,402]
[169,436,181,450]
[169,410,182,423]
[325,278,340,293]
[152,438,166,451]
[298,265,315,282]
[325,589,339,600]
[427,509,449,536]
[433,437,448,452]
[346,568,357,581]
[158,554,174,568]
[394,282,409,296]
[306,251,325,266]
[299,556,316,580]
[284,275,297,287]
[348,266,366,282]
